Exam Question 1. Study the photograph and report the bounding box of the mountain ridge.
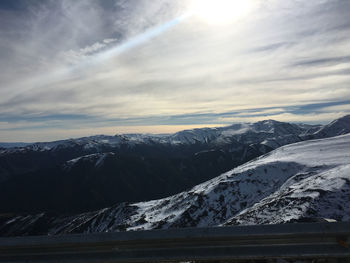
[0,115,349,215]
[1,133,349,236]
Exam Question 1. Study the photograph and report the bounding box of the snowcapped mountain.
[0,142,30,149]
[2,115,349,154]
[309,115,350,139]
[1,133,349,237]
[0,118,321,213]
[0,115,348,222]
[0,119,319,153]
[51,133,350,231]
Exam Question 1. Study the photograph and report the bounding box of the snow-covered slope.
[2,133,349,236]
[224,134,350,225]
[54,134,350,232]
[310,115,350,139]
[63,152,116,170]
[113,134,349,231]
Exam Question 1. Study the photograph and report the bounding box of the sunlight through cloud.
[189,0,255,24]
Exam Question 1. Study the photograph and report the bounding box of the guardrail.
[0,222,349,263]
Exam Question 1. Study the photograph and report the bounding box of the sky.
[0,0,350,142]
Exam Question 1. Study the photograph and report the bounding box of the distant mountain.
[1,132,349,237]
[0,115,348,214]
[309,115,350,139]
[0,142,30,149]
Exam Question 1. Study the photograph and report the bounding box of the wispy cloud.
[0,0,350,141]
[292,55,350,67]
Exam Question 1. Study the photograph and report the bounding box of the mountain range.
[0,115,349,236]
[1,123,349,236]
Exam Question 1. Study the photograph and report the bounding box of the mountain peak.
[332,114,350,123]
[256,119,279,124]
[312,114,350,138]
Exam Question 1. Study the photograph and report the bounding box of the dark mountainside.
[0,116,349,216]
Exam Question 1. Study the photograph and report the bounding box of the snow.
[0,117,318,154]
[239,134,350,170]
[0,142,30,149]
[311,115,350,138]
[221,124,251,136]
[227,164,350,225]
[64,152,115,170]
[1,115,349,157]
[67,133,349,232]
[1,115,350,236]
[222,134,350,225]
[95,153,108,167]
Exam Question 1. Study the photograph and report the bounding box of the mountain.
[0,118,319,153]
[1,132,349,237]
[0,142,30,149]
[309,115,350,139]
[0,116,348,214]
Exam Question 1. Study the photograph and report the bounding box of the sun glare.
[190,0,254,24]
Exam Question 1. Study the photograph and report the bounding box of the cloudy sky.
[0,0,350,142]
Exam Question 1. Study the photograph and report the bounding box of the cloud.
[0,0,350,141]
[250,42,296,53]
[57,38,118,65]
[318,103,350,113]
[292,55,350,67]
[217,112,349,124]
